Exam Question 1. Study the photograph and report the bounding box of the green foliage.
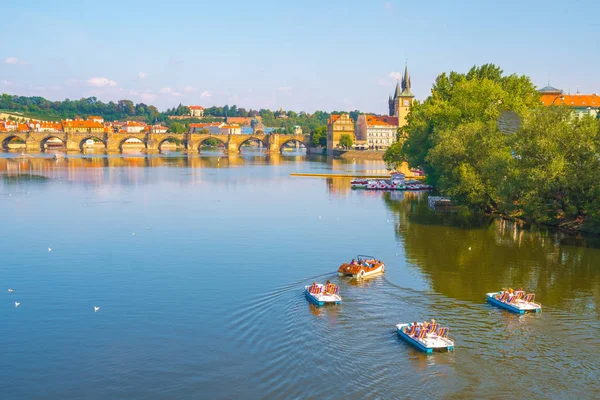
[339,134,353,148]
[383,63,600,232]
[310,126,327,147]
[0,93,180,123]
[167,122,187,133]
[201,137,221,147]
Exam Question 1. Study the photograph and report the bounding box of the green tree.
[168,122,187,133]
[310,126,327,147]
[339,134,353,148]
[384,64,539,211]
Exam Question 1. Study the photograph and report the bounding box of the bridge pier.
[225,139,239,154]
[65,134,80,152]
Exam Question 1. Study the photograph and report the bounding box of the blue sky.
[1,0,598,113]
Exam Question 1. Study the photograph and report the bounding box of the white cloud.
[87,77,117,87]
[129,90,139,96]
[384,1,393,10]
[1,80,13,86]
[160,87,182,96]
[4,57,28,65]
[201,90,212,98]
[389,71,401,81]
[138,72,147,79]
[183,86,195,92]
[278,86,292,92]
[140,92,157,102]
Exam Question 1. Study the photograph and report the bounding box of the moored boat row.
[350,172,433,191]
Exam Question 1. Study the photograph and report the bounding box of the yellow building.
[388,64,415,126]
[63,120,104,134]
[327,113,354,155]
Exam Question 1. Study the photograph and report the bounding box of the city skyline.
[1,0,599,113]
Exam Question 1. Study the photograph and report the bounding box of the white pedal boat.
[305,282,341,306]
[396,322,455,353]
[486,291,542,314]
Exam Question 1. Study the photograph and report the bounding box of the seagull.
[94,306,100,312]
[318,216,322,219]
[15,302,20,308]
[395,253,398,256]
[145,226,150,230]
[386,220,390,223]
[48,247,52,252]
[8,289,14,293]
[132,232,136,236]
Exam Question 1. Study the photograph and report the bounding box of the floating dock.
[290,173,425,179]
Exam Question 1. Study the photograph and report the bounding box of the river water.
[1,152,599,399]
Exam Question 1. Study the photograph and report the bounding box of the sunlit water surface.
[1,152,599,399]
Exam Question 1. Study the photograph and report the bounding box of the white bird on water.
[48,247,52,252]
[15,302,20,308]
[8,288,14,293]
[94,306,100,312]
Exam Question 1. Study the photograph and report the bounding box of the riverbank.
[334,150,384,160]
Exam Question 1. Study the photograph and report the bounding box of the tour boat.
[396,322,455,353]
[305,282,341,306]
[338,255,385,279]
[486,290,542,314]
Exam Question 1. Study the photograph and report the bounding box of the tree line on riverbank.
[1,93,369,137]
[383,64,600,234]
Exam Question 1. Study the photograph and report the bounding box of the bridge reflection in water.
[0,152,319,185]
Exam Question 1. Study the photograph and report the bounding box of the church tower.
[388,63,415,127]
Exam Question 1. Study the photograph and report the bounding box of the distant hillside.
[1,92,369,134]
[0,93,189,123]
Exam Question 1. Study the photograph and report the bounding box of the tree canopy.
[383,64,600,232]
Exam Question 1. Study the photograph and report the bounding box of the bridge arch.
[279,138,307,153]
[238,137,267,153]
[79,136,106,151]
[158,137,183,152]
[40,136,66,151]
[1,134,27,150]
[119,136,147,152]
[198,136,226,152]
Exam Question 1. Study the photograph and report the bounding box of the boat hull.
[338,263,385,279]
[486,292,541,314]
[338,263,385,278]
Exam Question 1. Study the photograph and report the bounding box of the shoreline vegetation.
[383,64,600,235]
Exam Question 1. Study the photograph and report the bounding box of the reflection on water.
[0,155,599,399]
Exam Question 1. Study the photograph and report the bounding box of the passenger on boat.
[350,259,356,265]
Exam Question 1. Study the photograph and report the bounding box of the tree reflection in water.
[382,192,600,315]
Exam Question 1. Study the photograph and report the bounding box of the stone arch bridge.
[0,131,310,154]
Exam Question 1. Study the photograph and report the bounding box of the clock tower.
[388,63,414,127]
